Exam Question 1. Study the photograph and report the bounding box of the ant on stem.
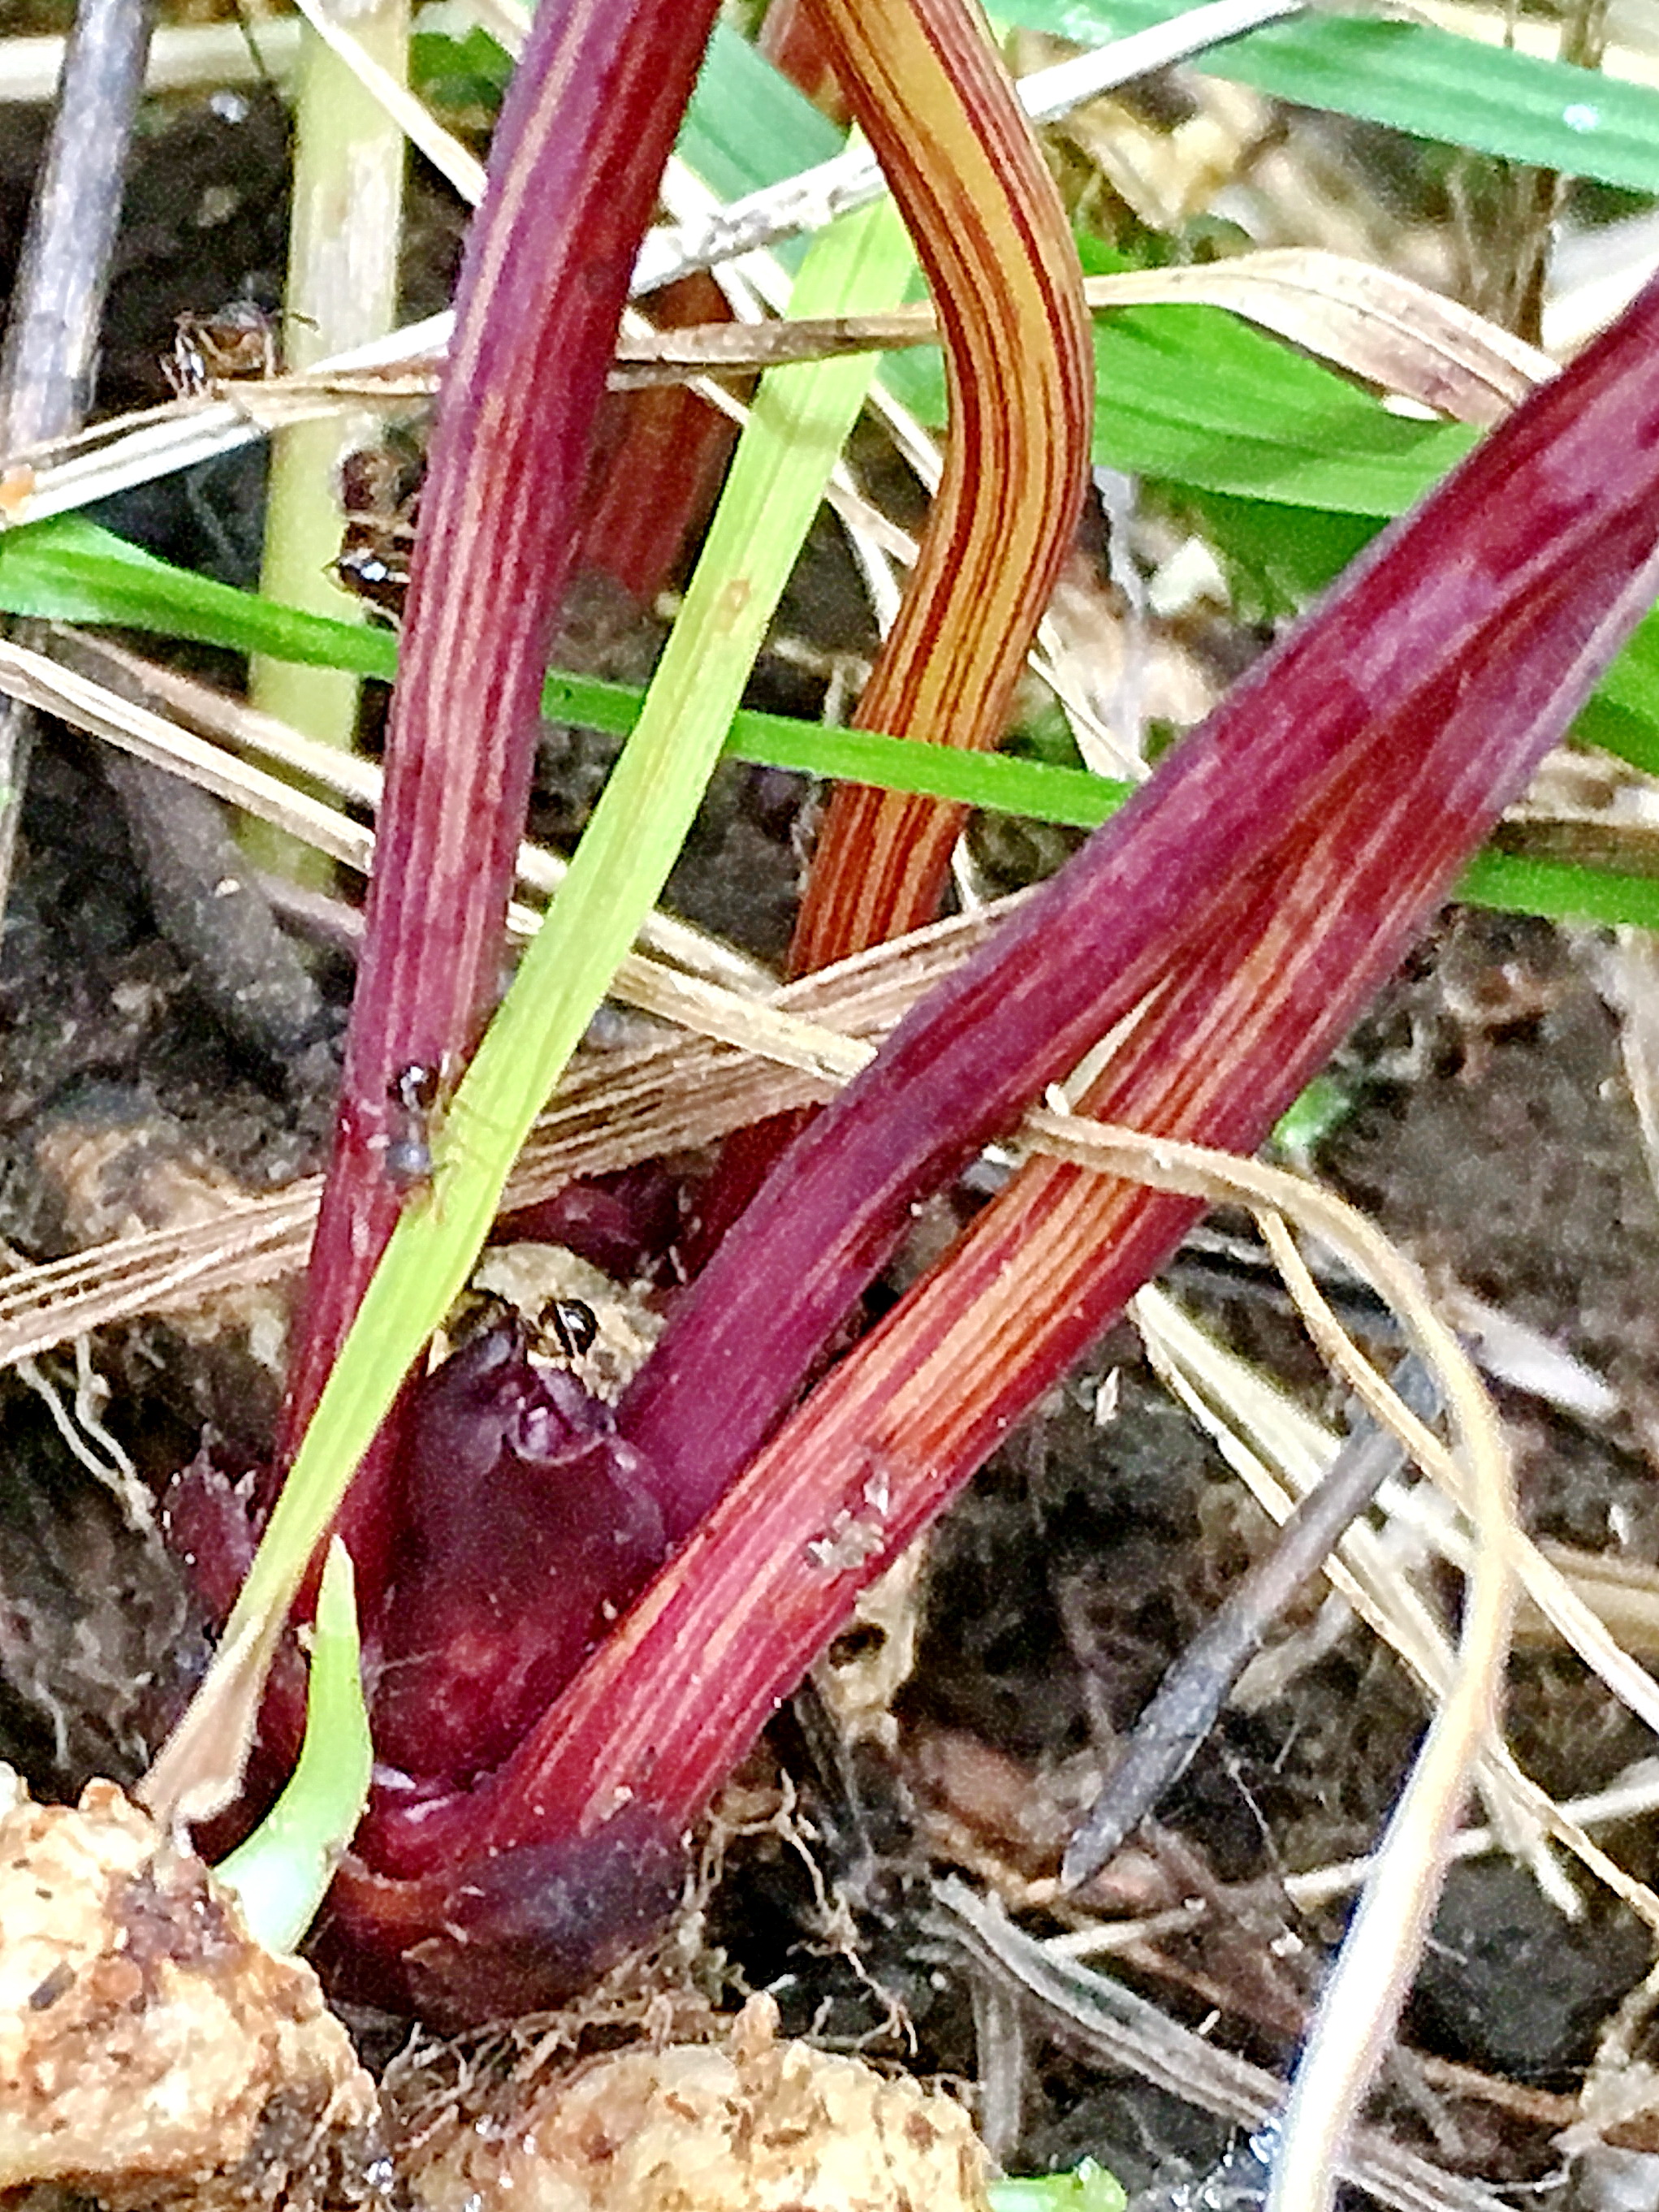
[384,1061,444,1198]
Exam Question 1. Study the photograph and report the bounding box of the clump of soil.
[0,1767,380,2209]
[400,1994,988,2212]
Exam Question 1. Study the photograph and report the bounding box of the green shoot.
[990,2159,1127,2212]
[212,1538,371,1955]
[152,191,920,1818]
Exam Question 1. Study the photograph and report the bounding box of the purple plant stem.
[619,274,1659,1541]
[325,280,1659,2022]
[278,0,720,1607]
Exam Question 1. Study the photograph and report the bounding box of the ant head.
[537,1298,598,1362]
[392,1061,443,1112]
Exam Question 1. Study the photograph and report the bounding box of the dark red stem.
[326,285,1659,2023]
[617,279,1659,1542]
[277,0,720,1609]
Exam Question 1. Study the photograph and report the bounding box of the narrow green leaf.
[0,515,1134,820]
[9,513,1659,929]
[1003,0,1659,195]
[211,1539,370,1955]
[211,195,923,1721]
[0,516,399,677]
[1457,849,1659,931]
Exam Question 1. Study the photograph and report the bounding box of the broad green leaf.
[1084,296,1472,511]
[1174,488,1378,618]
[1002,1,1659,196]
[409,23,512,113]
[680,18,842,203]
[880,234,1478,515]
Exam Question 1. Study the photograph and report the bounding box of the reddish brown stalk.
[577,273,739,603]
[620,284,1659,1546]
[499,819,1528,1842]
[607,276,1659,1683]
[788,0,1091,970]
[689,0,1091,1272]
[760,0,849,125]
[326,283,1659,2023]
[278,0,719,1601]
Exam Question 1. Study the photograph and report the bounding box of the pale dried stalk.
[1046,1759,1659,1946]
[286,0,482,202]
[1273,1570,1508,2208]
[61,634,770,993]
[1134,1288,1659,1933]
[11,241,1547,499]
[0,883,1019,1363]
[1002,1116,1513,2212]
[0,17,300,102]
[616,252,1550,420]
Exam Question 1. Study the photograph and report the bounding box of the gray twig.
[1062,1362,1438,1891]
[2,10,330,1073]
[0,0,159,920]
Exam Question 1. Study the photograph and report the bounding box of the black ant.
[537,1297,598,1362]
[385,1061,443,1195]
[444,1290,598,1364]
[164,301,279,398]
[332,433,423,622]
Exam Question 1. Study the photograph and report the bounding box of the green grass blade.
[209,193,921,1741]
[1002,0,1659,195]
[8,514,1659,929]
[0,515,400,676]
[211,1538,370,1954]
[1457,849,1659,931]
[0,516,1131,817]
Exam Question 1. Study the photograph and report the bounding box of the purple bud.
[372,1322,666,1787]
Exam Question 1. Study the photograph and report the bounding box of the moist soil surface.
[6,40,1659,2212]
